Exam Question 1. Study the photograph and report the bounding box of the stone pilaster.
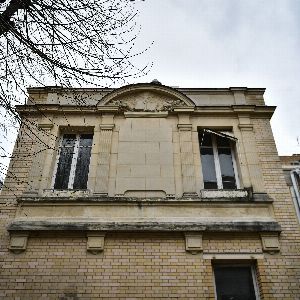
[94,123,115,196]
[25,123,54,196]
[238,114,265,192]
[177,119,197,197]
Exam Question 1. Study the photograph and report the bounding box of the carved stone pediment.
[98,83,195,112]
[108,91,187,112]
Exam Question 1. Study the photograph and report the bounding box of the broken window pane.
[214,266,257,300]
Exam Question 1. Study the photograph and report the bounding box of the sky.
[132,0,300,155]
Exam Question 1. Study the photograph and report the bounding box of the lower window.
[214,265,259,300]
[53,133,93,189]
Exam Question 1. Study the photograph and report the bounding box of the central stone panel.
[116,118,175,197]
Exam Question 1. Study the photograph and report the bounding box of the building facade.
[281,154,300,224]
[0,83,299,299]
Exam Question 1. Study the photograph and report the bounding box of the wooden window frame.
[200,130,240,190]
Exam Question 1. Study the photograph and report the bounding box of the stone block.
[118,152,145,165]
[116,177,145,193]
[146,153,160,165]
[160,165,175,178]
[116,165,131,177]
[131,165,160,177]
[260,233,280,252]
[146,177,175,193]
[9,233,28,253]
[159,142,173,153]
[86,233,105,254]
[185,233,203,254]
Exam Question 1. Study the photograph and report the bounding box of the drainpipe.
[290,168,300,222]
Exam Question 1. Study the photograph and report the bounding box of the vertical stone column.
[25,123,54,196]
[94,116,115,196]
[238,114,265,192]
[38,124,59,194]
[177,113,197,197]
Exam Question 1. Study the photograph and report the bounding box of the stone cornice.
[16,104,276,119]
[8,220,281,233]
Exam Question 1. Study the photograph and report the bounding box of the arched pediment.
[97,83,195,112]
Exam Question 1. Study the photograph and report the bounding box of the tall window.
[214,265,259,300]
[53,134,93,189]
[199,130,239,189]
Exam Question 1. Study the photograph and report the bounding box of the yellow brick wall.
[0,116,300,299]
[253,119,300,299]
[0,233,216,300]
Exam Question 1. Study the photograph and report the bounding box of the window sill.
[42,189,91,198]
[200,189,249,200]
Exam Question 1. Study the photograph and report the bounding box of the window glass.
[199,131,238,190]
[54,135,76,189]
[73,135,93,189]
[200,147,218,189]
[218,147,236,189]
[214,266,257,300]
[54,133,93,190]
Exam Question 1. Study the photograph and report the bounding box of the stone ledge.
[16,195,273,204]
[8,220,281,233]
[200,189,249,199]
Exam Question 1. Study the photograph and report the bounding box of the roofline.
[27,85,266,95]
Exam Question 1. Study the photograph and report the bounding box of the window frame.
[51,133,93,190]
[200,130,240,190]
[212,263,260,300]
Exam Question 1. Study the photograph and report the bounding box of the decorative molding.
[124,111,168,118]
[98,83,195,108]
[38,123,54,130]
[260,233,280,253]
[9,233,28,253]
[238,124,253,131]
[99,124,115,130]
[86,233,105,254]
[107,92,187,112]
[177,124,193,131]
[173,107,195,113]
[185,233,203,254]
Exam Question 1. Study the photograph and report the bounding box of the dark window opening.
[214,265,258,300]
[54,133,93,190]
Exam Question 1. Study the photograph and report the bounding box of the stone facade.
[0,83,299,299]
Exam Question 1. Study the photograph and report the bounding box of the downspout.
[290,169,300,222]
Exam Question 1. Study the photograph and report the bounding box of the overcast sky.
[132,0,300,155]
